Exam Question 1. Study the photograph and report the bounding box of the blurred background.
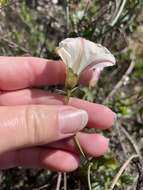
[0,0,143,189]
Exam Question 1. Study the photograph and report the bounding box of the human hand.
[0,57,116,172]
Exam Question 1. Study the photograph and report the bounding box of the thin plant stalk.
[56,172,62,190]
[64,172,67,190]
[109,154,139,190]
[87,162,93,190]
[110,0,127,26]
[64,68,87,160]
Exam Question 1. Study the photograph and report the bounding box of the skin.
[0,57,116,172]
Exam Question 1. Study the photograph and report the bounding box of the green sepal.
[65,68,78,89]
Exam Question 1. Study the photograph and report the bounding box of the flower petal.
[56,47,72,68]
[56,37,116,75]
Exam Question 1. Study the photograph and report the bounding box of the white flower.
[56,37,116,75]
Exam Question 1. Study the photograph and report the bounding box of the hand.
[0,57,116,172]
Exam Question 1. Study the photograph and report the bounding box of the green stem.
[64,68,89,161]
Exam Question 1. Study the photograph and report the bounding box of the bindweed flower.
[56,37,116,159]
[56,37,116,88]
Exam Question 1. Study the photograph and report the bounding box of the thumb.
[0,105,88,153]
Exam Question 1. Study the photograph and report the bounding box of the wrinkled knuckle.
[24,106,42,145]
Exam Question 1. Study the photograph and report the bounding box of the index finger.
[0,57,66,90]
[0,56,92,91]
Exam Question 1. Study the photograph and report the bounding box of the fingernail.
[105,137,109,144]
[97,135,109,144]
[95,136,109,155]
[59,109,88,134]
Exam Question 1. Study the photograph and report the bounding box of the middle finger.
[0,89,116,129]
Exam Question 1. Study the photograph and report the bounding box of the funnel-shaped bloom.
[56,37,116,76]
